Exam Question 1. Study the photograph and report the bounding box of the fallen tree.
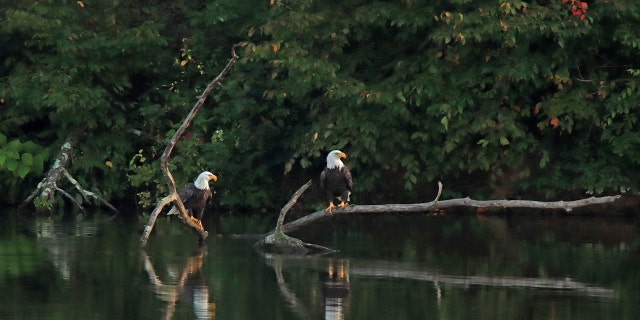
[140,44,239,247]
[241,181,622,240]
[18,130,119,215]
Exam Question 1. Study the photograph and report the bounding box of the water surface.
[1,212,638,319]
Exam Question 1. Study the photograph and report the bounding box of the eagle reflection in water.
[323,259,351,320]
[142,246,215,319]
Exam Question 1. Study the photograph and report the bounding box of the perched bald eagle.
[167,171,218,228]
[320,150,353,213]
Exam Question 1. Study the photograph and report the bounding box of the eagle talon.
[190,216,203,229]
[338,201,348,209]
[326,202,336,214]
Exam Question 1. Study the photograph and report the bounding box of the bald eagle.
[167,171,217,228]
[320,150,353,213]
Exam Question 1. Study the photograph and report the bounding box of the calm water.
[1,211,639,320]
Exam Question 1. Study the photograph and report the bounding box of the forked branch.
[140,45,240,246]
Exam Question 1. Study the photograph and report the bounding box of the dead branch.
[140,44,240,246]
[54,186,86,214]
[255,179,336,255]
[140,194,178,247]
[19,132,118,214]
[277,182,620,235]
[62,169,119,213]
[276,180,313,232]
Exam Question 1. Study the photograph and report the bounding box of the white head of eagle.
[166,171,218,225]
[326,150,347,169]
[320,150,353,213]
[194,171,217,190]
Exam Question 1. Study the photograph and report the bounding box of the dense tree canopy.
[1,0,640,214]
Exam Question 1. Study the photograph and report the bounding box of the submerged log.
[255,179,336,255]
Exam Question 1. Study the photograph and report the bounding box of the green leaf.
[21,152,33,166]
[17,164,30,179]
[8,139,21,150]
[5,159,18,172]
[33,154,45,174]
[396,92,406,103]
[539,151,549,169]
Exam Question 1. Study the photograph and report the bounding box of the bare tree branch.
[141,45,240,246]
[55,186,87,214]
[277,182,620,235]
[255,180,336,255]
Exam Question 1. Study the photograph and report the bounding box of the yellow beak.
[210,174,218,182]
[339,152,347,159]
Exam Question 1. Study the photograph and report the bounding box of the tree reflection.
[142,246,215,319]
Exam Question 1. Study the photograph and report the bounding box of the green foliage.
[0,133,49,180]
[0,1,187,206]
[205,0,640,206]
[3,0,640,211]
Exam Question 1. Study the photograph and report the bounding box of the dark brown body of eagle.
[178,183,213,221]
[167,171,217,228]
[320,150,353,213]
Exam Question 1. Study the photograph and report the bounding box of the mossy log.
[254,180,336,255]
[19,131,118,215]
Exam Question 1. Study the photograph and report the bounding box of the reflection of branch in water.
[142,251,179,320]
[434,280,442,309]
[264,254,615,315]
[265,255,352,320]
[36,219,99,281]
[142,247,216,320]
[271,255,310,319]
[349,260,617,298]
